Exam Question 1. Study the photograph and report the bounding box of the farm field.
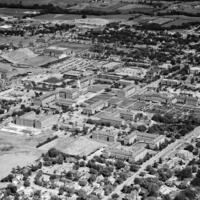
[0,0,89,7]
[34,13,132,21]
[0,8,40,17]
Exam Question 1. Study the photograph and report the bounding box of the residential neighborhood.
[0,1,200,200]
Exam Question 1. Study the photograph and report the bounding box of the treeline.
[36,135,58,148]
[136,21,200,31]
[158,10,200,18]
[0,2,121,16]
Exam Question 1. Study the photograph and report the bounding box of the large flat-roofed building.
[92,128,118,142]
[15,111,57,129]
[120,110,135,121]
[33,92,56,107]
[102,62,121,71]
[58,88,79,100]
[124,132,137,145]
[175,95,198,106]
[123,131,166,149]
[44,46,73,59]
[161,79,181,87]
[143,92,169,104]
[117,84,135,98]
[82,100,108,115]
[137,132,166,149]
[96,74,121,84]
[106,143,148,162]
[97,111,124,127]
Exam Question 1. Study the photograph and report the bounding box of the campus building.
[83,100,108,115]
[117,84,135,98]
[33,92,56,107]
[105,143,148,162]
[92,128,118,142]
[15,111,57,129]
[124,131,166,149]
[58,88,79,100]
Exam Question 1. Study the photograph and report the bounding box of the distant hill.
[0,0,87,7]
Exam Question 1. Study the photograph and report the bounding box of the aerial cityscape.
[0,0,200,200]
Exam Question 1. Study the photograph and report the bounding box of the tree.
[177,167,192,180]
[78,180,87,187]
[137,125,147,132]
[145,197,157,200]
[112,193,119,199]
[148,183,159,197]
[82,14,87,19]
[24,179,30,187]
[6,184,17,195]
[184,145,194,152]
[174,189,197,200]
[115,160,125,170]
[130,164,139,172]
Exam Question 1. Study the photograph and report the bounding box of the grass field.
[34,13,131,21]
[0,130,53,180]
[0,8,40,17]
[54,136,107,156]
[0,0,89,7]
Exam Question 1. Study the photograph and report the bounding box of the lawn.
[0,130,53,179]
[54,136,107,156]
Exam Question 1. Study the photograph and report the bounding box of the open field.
[0,0,52,6]
[0,130,54,179]
[52,42,91,52]
[53,136,107,156]
[0,0,89,7]
[0,152,39,180]
[34,13,131,21]
[0,8,40,18]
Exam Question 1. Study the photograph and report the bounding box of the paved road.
[103,126,200,200]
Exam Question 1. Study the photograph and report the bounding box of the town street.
[103,126,200,200]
